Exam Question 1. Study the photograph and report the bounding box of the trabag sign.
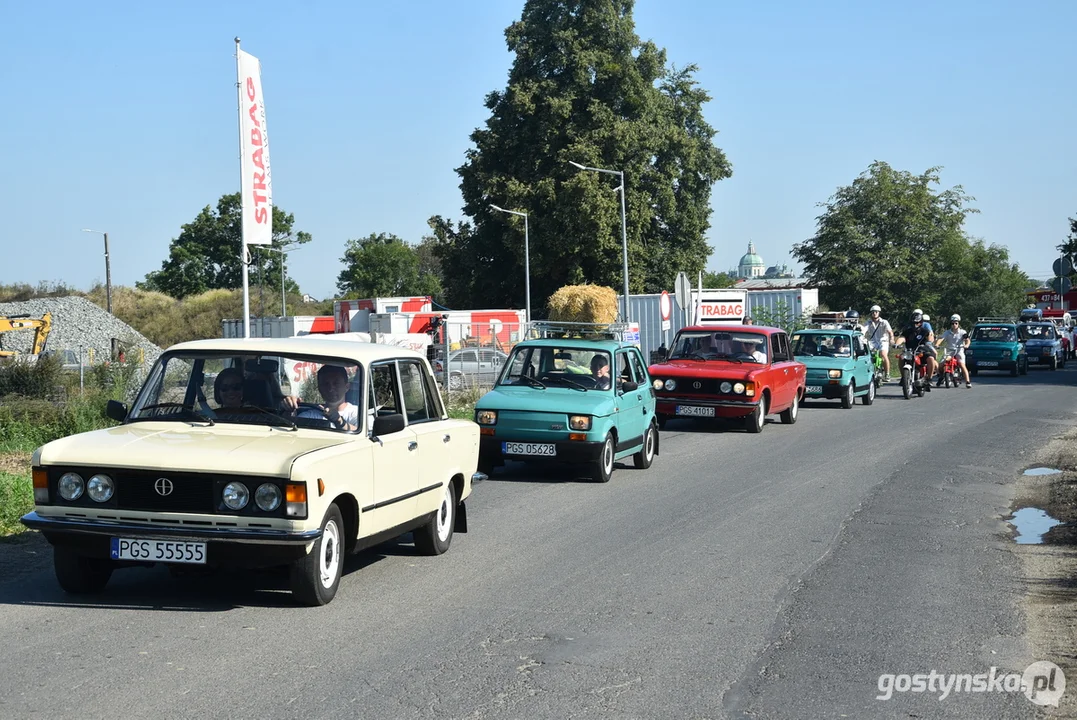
[694,289,747,325]
[238,47,272,246]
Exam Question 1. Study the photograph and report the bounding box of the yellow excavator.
[0,312,53,359]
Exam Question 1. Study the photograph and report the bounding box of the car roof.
[167,336,426,363]
[678,325,783,335]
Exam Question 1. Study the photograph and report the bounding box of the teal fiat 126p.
[474,322,658,483]
[789,316,877,408]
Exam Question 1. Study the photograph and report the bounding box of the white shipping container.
[744,288,820,320]
[334,297,432,332]
[221,316,335,339]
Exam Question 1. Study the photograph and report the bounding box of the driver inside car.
[284,365,360,430]
[590,355,612,390]
[739,339,767,363]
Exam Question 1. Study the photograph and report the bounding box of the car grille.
[655,377,726,394]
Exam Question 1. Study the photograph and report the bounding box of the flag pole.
[236,36,251,339]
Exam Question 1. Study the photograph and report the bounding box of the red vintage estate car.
[647,325,806,433]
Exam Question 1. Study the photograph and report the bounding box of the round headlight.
[86,474,114,502]
[733,382,746,395]
[664,379,677,391]
[58,472,84,501]
[222,482,250,510]
[255,483,282,512]
[720,381,733,393]
[652,379,664,391]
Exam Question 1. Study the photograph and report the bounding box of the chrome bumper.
[20,511,321,545]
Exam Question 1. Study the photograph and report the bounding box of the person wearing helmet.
[921,314,933,334]
[894,310,937,391]
[935,314,971,387]
[863,304,895,381]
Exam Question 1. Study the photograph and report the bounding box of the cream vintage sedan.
[21,337,482,606]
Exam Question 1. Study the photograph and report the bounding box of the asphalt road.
[1,366,1075,719]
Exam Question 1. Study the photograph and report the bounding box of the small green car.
[966,318,1027,376]
[789,328,877,407]
[474,325,658,483]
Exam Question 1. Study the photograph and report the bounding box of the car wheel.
[862,377,876,405]
[1021,358,1028,375]
[745,396,767,434]
[633,422,657,469]
[592,433,615,482]
[54,546,113,594]
[1050,356,1058,371]
[1011,361,1020,376]
[414,481,457,555]
[780,391,799,424]
[841,382,854,409]
[290,504,345,607]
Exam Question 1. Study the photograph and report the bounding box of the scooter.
[900,344,933,399]
[870,348,885,389]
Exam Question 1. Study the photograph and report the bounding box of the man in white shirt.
[737,339,767,363]
[935,314,971,388]
[286,365,360,430]
[863,305,894,380]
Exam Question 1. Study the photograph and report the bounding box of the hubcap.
[319,519,340,589]
[791,394,798,418]
[646,428,655,459]
[436,485,453,543]
[604,439,614,474]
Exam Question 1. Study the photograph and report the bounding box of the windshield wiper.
[239,404,297,430]
[672,352,707,361]
[714,353,743,364]
[519,375,547,389]
[137,403,216,425]
[550,376,587,391]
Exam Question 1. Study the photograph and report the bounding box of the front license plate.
[110,538,207,564]
[806,385,822,394]
[675,405,715,417]
[503,442,556,456]
[979,361,999,367]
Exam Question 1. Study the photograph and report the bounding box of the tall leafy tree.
[139,193,311,299]
[793,162,979,321]
[702,271,735,288]
[336,233,442,299]
[441,0,731,312]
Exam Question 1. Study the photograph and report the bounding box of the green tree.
[935,237,1031,323]
[793,162,978,322]
[440,0,731,313]
[702,271,735,288]
[336,233,442,299]
[139,193,311,299]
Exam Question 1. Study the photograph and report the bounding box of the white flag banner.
[238,48,272,245]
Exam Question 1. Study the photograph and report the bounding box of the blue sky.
[1,0,1074,303]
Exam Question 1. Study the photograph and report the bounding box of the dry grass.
[547,284,619,324]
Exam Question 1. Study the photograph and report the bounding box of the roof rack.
[976,316,1014,323]
[808,313,859,330]
[526,321,631,341]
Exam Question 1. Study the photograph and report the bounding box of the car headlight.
[86,474,114,503]
[720,381,733,393]
[255,483,282,512]
[828,369,842,378]
[732,382,746,395]
[652,379,664,391]
[569,415,591,431]
[222,481,250,510]
[475,409,497,425]
[664,379,677,391]
[58,472,84,501]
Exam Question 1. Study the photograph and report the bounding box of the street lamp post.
[569,161,630,324]
[81,229,113,315]
[489,204,531,324]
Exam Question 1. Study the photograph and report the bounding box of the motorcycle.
[900,343,933,399]
[940,349,960,388]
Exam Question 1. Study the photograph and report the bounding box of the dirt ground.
[0,451,30,475]
[1012,427,1077,718]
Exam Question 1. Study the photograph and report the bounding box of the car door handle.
[443,434,451,443]
[408,441,418,451]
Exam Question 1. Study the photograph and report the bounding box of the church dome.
[739,241,764,267]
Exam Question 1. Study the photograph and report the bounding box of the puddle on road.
[1009,508,1063,544]
[1023,467,1063,476]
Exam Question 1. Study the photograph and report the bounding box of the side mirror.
[372,413,406,436]
[106,400,128,422]
[621,380,639,393]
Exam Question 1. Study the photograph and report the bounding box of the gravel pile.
[0,296,163,368]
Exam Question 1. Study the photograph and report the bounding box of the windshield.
[791,333,852,357]
[128,351,363,432]
[669,330,769,363]
[972,326,1016,342]
[1018,324,1056,340]
[499,346,612,390]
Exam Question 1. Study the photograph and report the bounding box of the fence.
[431,322,526,392]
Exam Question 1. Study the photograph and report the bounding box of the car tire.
[841,382,854,409]
[448,372,465,390]
[1011,362,1020,376]
[862,378,876,405]
[592,433,615,482]
[745,396,767,434]
[414,481,456,555]
[290,504,345,607]
[780,391,799,424]
[1050,357,1058,371]
[1020,358,1028,375]
[54,546,112,594]
[633,422,657,469]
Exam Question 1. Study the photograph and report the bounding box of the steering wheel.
[733,352,754,360]
[294,402,343,426]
